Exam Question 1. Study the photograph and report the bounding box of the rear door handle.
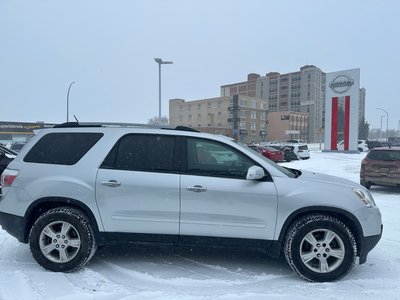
[101,180,121,187]
[186,185,207,192]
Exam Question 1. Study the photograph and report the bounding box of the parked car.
[269,145,298,162]
[0,145,17,174]
[337,140,369,152]
[247,144,285,162]
[290,143,310,160]
[388,137,400,147]
[0,144,18,157]
[367,140,387,149]
[286,139,304,144]
[360,146,400,189]
[0,122,382,282]
[0,145,17,195]
[357,140,369,152]
[6,141,27,153]
[264,141,282,146]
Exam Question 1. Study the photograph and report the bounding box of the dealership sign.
[329,74,354,94]
[324,69,360,152]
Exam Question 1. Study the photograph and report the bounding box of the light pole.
[380,115,386,140]
[398,120,400,137]
[376,108,389,142]
[154,58,173,122]
[66,81,76,122]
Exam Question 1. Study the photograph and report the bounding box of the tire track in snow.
[0,270,43,300]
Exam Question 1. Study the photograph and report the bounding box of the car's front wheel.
[29,207,97,272]
[284,214,357,282]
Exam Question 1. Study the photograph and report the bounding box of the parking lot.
[0,150,399,300]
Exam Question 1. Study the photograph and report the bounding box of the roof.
[370,146,400,151]
[53,122,199,132]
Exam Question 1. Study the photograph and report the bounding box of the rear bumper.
[359,224,383,264]
[361,176,400,186]
[297,153,310,159]
[0,211,26,243]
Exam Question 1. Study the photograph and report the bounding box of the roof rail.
[174,126,199,132]
[52,122,199,132]
[53,122,171,129]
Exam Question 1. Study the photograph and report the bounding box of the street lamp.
[154,58,173,122]
[397,119,400,137]
[376,108,389,142]
[66,81,76,122]
[380,115,386,140]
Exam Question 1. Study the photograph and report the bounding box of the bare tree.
[148,116,169,125]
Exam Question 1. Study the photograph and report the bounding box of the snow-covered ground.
[1,151,399,300]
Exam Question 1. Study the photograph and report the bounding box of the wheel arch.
[277,206,363,256]
[23,197,104,244]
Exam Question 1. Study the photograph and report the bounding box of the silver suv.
[0,123,382,282]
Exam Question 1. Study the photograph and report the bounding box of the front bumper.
[358,224,383,264]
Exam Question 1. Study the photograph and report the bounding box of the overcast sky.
[1,0,399,130]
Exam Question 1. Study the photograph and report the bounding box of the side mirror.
[246,165,265,180]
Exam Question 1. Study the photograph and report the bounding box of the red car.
[247,144,284,162]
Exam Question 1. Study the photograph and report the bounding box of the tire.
[29,207,97,272]
[284,214,357,282]
[358,148,363,152]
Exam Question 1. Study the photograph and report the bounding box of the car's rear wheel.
[29,207,97,272]
[284,214,357,282]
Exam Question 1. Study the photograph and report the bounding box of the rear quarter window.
[23,132,103,165]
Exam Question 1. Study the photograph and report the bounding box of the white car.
[337,140,369,152]
[291,143,310,160]
[260,141,282,147]
[0,122,382,282]
[358,140,369,152]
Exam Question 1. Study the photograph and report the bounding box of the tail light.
[360,160,367,173]
[1,169,19,187]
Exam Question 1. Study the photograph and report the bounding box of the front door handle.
[101,180,121,187]
[186,185,207,192]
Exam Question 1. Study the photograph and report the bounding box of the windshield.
[235,141,297,178]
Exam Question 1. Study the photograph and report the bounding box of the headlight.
[353,188,376,207]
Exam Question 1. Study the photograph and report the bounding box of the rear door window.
[24,132,103,165]
[101,134,178,173]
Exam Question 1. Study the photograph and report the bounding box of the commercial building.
[267,111,308,142]
[0,121,55,145]
[169,95,268,144]
[221,65,366,143]
[221,65,324,142]
[220,73,260,97]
